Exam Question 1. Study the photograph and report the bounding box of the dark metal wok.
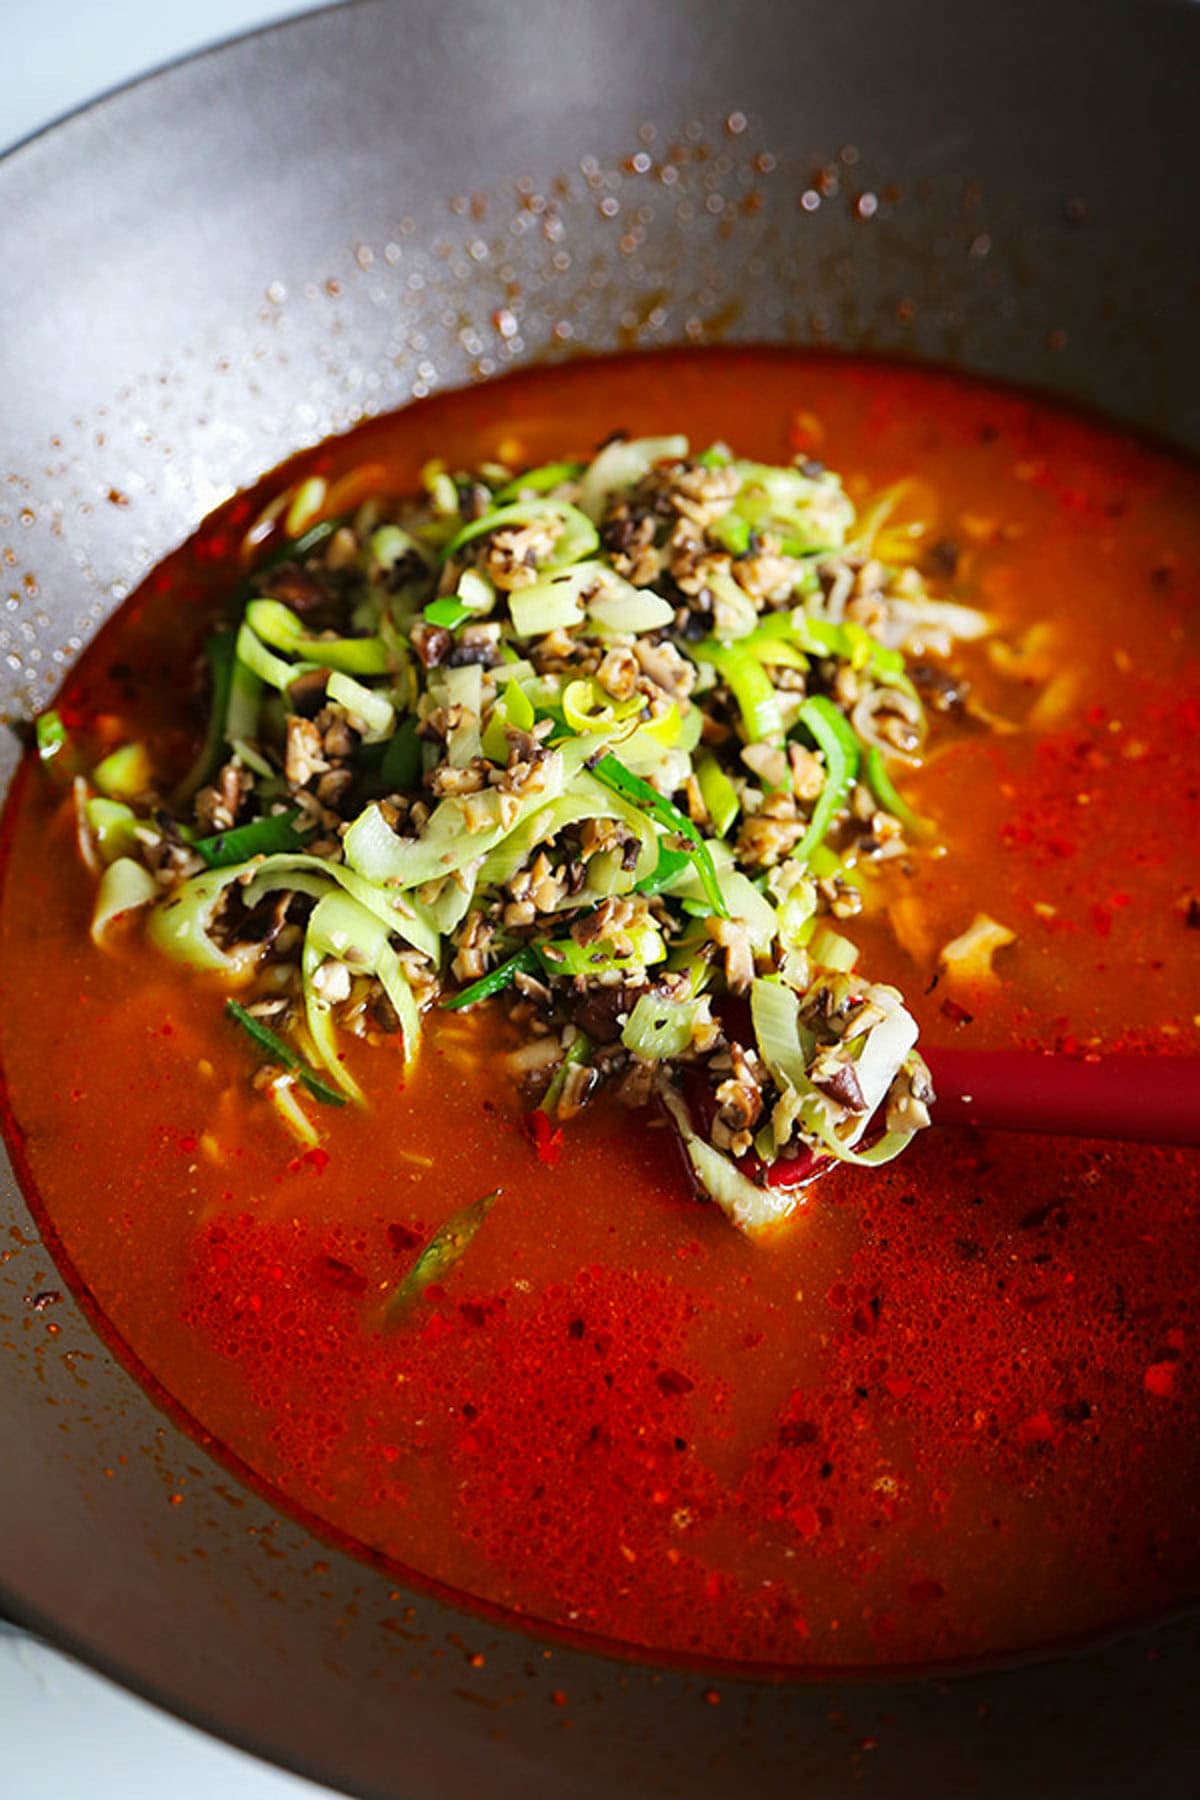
[1,2,1197,1793]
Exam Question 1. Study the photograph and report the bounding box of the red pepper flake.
[701,1687,721,1707]
[1090,903,1112,938]
[790,1502,822,1540]
[387,1222,423,1253]
[1144,1362,1177,1399]
[907,1576,946,1605]
[939,997,974,1028]
[523,1108,564,1168]
[1015,1410,1058,1447]
[884,1374,912,1399]
[303,1147,330,1174]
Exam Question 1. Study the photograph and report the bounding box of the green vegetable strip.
[691,640,783,743]
[384,1190,500,1325]
[440,498,598,567]
[793,696,861,863]
[423,596,473,629]
[695,752,740,837]
[493,461,584,501]
[864,745,930,837]
[441,947,541,1010]
[379,715,421,792]
[634,842,693,897]
[34,709,80,781]
[172,631,237,803]
[192,808,309,869]
[542,1031,592,1117]
[711,513,752,556]
[35,710,69,761]
[244,600,391,676]
[225,998,347,1106]
[592,753,729,919]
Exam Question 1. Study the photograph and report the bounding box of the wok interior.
[0,2,1197,1796]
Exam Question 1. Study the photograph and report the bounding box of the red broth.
[1,350,1198,1670]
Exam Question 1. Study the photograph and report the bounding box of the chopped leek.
[577,435,689,523]
[864,744,930,838]
[695,753,740,837]
[90,857,158,944]
[793,695,860,863]
[245,599,391,676]
[441,498,598,569]
[621,993,710,1060]
[93,741,152,801]
[690,638,783,743]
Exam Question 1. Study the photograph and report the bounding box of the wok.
[1,1,1197,1794]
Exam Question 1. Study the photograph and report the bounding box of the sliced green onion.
[93,741,152,800]
[508,565,597,637]
[793,695,861,863]
[224,998,347,1106]
[543,1031,592,1115]
[146,866,259,975]
[593,752,729,919]
[535,921,666,979]
[634,842,693,897]
[424,596,473,630]
[711,513,752,556]
[690,639,783,743]
[493,460,584,501]
[749,977,815,1095]
[441,947,541,1010]
[441,498,598,569]
[34,709,73,770]
[864,744,932,838]
[172,630,238,802]
[192,808,309,869]
[245,599,391,676]
[455,567,496,614]
[383,1190,499,1326]
[235,621,304,692]
[379,715,420,791]
[695,753,740,836]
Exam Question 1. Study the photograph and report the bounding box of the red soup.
[1,350,1197,1672]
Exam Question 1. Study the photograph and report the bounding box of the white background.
[2,10,356,1797]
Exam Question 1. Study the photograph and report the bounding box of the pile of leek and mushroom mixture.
[41,434,1003,1237]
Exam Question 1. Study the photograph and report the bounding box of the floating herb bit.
[440,947,542,1010]
[592,753,729,919]
[225,999,347,1107]
[383,1190,500,1325]
[192,808,309,868]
